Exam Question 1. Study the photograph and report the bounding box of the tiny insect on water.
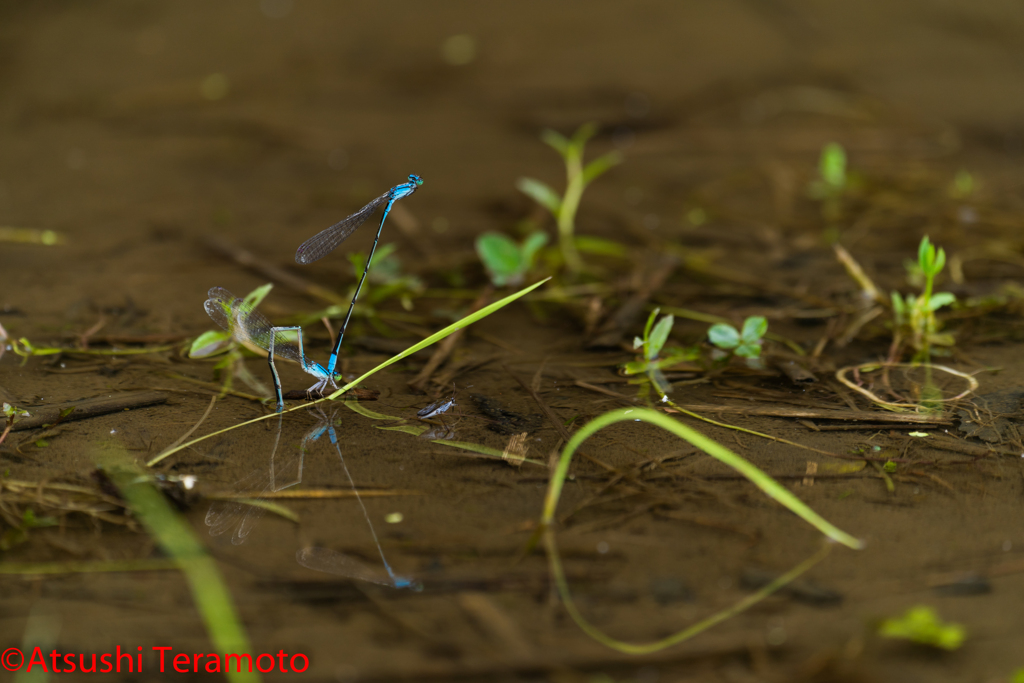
[416,395,457,420]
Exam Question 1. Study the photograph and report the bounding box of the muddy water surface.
[3,3,1024,682]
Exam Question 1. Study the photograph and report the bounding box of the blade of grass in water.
[542,408,862,548]
[536,407,860,653]
[103,455,261,683]
[149,278,550,467]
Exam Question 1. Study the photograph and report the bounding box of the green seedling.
[517,122,622,273]
[891,236,956,362]
[708,316,768,362]
[878,605,965,651]
[344,242,423,312]
[476,231,549,287]
[807,142,851,236]
[622,309,699,397]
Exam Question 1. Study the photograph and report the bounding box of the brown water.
[3,2,1024,681]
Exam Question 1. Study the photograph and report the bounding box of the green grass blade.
[541,407,863,549]
[326,278,550,400]
[103,455,261,683]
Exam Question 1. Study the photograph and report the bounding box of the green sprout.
[517,122,622,274]
[344,242,424,312]
[708,316,768,360]
[475,231,548,287]
[891,236,956,362]
[878,605,965,651]
[622,309,698,397]
[807,142,849,237]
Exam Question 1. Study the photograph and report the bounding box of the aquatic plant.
[517,122,622,273]
[891,236,956,362]
[475,231,548,287]
[621,309,698,396]
[708,315,768,362]
[878,605,965,650]
[807,141,851,238]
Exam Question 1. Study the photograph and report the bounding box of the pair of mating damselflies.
[205,174,423,411]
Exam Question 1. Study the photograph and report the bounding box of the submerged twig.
[9,391,169,432]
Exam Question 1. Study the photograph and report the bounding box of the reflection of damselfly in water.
[204,414,296,545]
[295,409,420,590]
[204,408,418,588]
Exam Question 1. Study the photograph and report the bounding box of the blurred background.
[3,0,1024,323]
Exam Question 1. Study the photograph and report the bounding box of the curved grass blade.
[541,407,863,549]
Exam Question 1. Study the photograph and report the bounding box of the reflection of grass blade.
[545,529,832,654]
[103,455,260,683]
[542,407,862,549]
[150,278,549,467]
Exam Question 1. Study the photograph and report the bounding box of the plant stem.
[559,147,585,273]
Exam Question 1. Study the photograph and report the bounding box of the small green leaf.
[927,292,956,311]
[632,336,644,350]
[582,151,623,185]
[520,231,549,266]
[647,315,674,361]
[933,246,946,275]
[642,308,660,344]
[878,605,965,651]
[189,330,233,358]
[740,316,768,344]
[476,232,523,287]
[241,283,273,310]
[569,122,598,150]
[540,129,570,157]
[735,343,762,359]
[708,323,740,349]
[891,292,907,323]
[622,359,647,376]
[516,178,562,215]
[34,439,49,448]
[820,142,847,189]
[918,236,932,270]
